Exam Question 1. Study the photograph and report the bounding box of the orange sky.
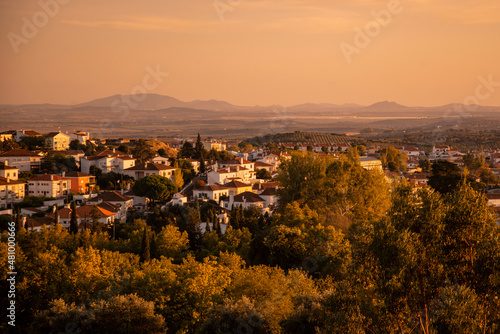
[1,0,499,107]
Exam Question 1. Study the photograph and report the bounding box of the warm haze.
[1,0,500,107]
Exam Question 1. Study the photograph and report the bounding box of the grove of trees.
[1,149,499,333]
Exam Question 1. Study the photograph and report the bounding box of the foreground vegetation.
[1,151,499,333]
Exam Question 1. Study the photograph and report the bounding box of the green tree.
[133,175,177,204]
[133,139,156,164]
[256,168,272,180]
[380,147,407,172]
[70,202,78,234]
[140,227,151,262]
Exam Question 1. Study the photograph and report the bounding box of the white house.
[193,184,229,202]
[123,163,176,181]
[220,191,268,212]
[45,132,71,151]
[0,149,43,172]
[151,156,171,165]
[172,193,188,206]
[0,162,18,180]
[28,174,72,198]
[0,176,25,209]
[87,190,133,221]
[81,149,136,174]
[13,130,42,142]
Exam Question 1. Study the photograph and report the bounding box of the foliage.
[132,174,177,202]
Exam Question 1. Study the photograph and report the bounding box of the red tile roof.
[0,149,40,157]
[233,191,265,203]
[29,174,71,182]
[125,163,175,171]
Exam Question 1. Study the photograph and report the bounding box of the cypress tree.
[15,207,22,230]
[53,206,59,226]
[200,151,206,174]
[69,201,78,234]
[140,227,151,262]
[150,231,158,259]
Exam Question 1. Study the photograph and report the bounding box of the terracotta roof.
[0,177,24,186]
[233,191,265,203]
[22,130,41,136]
[50,205,116,219]
[0,130,15,135]
[96,149,127,157]
[0,149,40,157]
[254,161,274,168]
[65,171,93,178]
[260,188,277,196]
[29,175,71,182]
[26,216,54,228]
[97,201,120,213]
[195,184,228,192]
[252,182,278,191]
[88,190,132,202]
[224,180,251,188]
[46,132,70,138]
[125,163,175,171]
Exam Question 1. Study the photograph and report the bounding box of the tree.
[34,295,166,334]
[380,147,407,172]
[132,175,177,204]
[419,158,432,173]
[70,202,78,234]
[117,144,130,154]
[199,151,206,174]
[195,133,204,159]
[256,169,272,180]
[133,139,155,164]
[69,139,83,150]
[20,135,45,150]
[173,161,184,189]
[140,227,151,262]
[428,160,484,194]
[53,206,59,225]
[179,141,195,158]
[89,165,103,177]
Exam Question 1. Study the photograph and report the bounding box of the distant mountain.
[75,93,186,110]
[365,101,410,110]
[289,103,362,111]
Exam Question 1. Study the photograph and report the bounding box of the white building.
[28,174,72,198]
[0,177,25,209]
[193,184,229,202]
[0,162,18,180]
[45,132,71,151]
[359,157,383,171]
[123,163,176,181]
[0,149,43,172]
[81,149,136,174]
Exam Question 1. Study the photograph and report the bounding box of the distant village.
[1,129,499,231]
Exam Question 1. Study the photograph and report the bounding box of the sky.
[0,0,499,107]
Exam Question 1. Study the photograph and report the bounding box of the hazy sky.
[1,0,499,106]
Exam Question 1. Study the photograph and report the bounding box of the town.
[1,129,499,230]
[1,127,500,333]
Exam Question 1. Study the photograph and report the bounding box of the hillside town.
[1,129,499,230]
